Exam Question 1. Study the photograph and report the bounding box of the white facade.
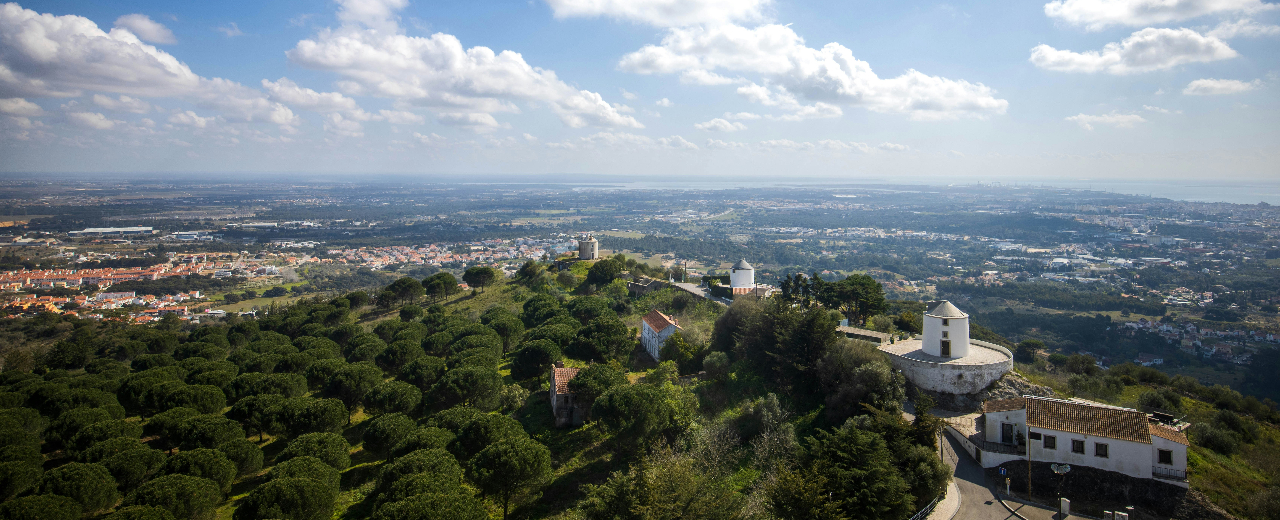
[923,300,970,358]
[978,397,1189,487]
[641,309,681,360]
[729,258,754,290]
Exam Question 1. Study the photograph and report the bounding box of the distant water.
[566,178,1280,205]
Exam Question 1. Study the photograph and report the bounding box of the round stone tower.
[578,234,598,260]
[923,300,970,358]
[729,258,754,294]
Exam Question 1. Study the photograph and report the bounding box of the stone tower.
[578,234,599,260]
[729,258,754,295]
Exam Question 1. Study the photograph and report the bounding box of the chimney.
[553,361,564,368]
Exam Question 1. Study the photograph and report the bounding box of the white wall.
[985,409,1027,444]
[1026,427,1153,479]
[923,314,969,357]
[730,267,753,288]
[1151,435,1189,487]
[886,346,1011,394]
[642,323,676,360]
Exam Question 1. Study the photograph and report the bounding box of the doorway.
[940,340,951,357]
[1001,423,1014,444]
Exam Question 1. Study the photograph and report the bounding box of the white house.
[979,396,1189,487]
[641,309,681,360]
[729,258,755,295]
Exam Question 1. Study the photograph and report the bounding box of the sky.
[0,0,1277,183]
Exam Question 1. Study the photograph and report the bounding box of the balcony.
[1152,466,1186,481]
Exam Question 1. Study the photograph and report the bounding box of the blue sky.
[0,0,1276,182]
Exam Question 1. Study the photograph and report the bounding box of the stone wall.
[987,460,1234,520]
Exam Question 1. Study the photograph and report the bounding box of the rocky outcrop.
[916,371,1055,412]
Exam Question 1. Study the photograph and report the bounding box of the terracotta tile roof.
[553,366,580,394]
[641,309,679,333]
[1025,396,1151,444]
[983,397,1026,413]
[1149,423,1190,446]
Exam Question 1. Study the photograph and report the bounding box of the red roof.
[553,366,580,394]
[641,309,679,333]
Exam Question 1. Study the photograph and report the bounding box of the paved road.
[942,432,1089,520]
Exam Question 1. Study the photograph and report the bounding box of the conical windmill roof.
[732,258,753,270]
[926,300,968,319]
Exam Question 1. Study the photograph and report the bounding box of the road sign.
[1000,468,1006,475]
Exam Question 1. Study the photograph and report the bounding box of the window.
[1158,449,1173,465]
[942,319,950,326]
[1095,443,1109,458]
[1044,435,1057,449]
[1071,440,1085,454]
[1028,432,1041,440]
[942,331,949,338]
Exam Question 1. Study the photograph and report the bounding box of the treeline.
[939,280,1167,315]
[109,275,245,297]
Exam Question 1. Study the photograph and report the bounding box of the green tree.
[658,332,701,375]
[275,397,348,438]
[376,341,425,375]
[178,415,245,451]
[386,277,425,304]
[323,361,383,416]
[165,385,227,415]
[804,424,913,520]
[390,428,455,459]
[586,258,622,286]
[232,478,335,520]
[37,462,118,515]
[375,448,462,495]
[566,363,627,421]
[1014,339,1044,363]
[423,272,461,302]
[510,340,562,381]
[430,366,502,410]
[593,383,695,449]
[271,456,341,492]
[124,474,223,520]
[462,267,500,292]
[766,467,847,520]
[104,505,177,520]
[160,449,237,493]
[487,317,525,353]
[579,447,743,520]
[371,492,486,520]
[818,341,906,423]
[216,439,264,477]
[67,419,143,457]
[0,461,41,501]
[469,438,552,520]
[364,381,422,416]
[453,413,527,461]
[400,356,447,392]
[568,316,633,362]
[0,494,81,520]
[227,394,284,442]
[399,305,424,322]
[277,433,350,471]
[362,413,417,459]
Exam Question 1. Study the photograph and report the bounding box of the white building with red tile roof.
[549,362,583,427]
[978,396,1188,487]
[640,309,681,361]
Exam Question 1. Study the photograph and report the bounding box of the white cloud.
[694,118,747,131]
[0,5,295,127]
[286,2,641,130]
[817,139,871,152]
[1029,27,1236,74]
[66,111,117,129]
[0,98,43,117]
[437,112,508,133]
[612,102,635,113]
[217,22,243,37]
[758,139,814,151]
[724,111,760,119]
[1065,112,1146,130]
[1206,18,1280,38]
[92,94,151,113]
[1043,0,1277,30]
[337,0,408,33]
[655,97,674,107]
[705,139,747,149]
[1143,104,1182,113]
[168,110,215,128]
[679,69,739,85]
[113,14,176,44]
[545,0,772,27]
[1182,77,1262,94]
[878,142,910,151]
[412,131,445,145]
[377,109,424,124]
[658,135,698,149]
[619,23,1007,120]
[323,112,364,137]
[619,88,637,100]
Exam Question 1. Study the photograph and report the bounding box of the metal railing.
[1153,466,1186,481]
[907,486,947,520]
